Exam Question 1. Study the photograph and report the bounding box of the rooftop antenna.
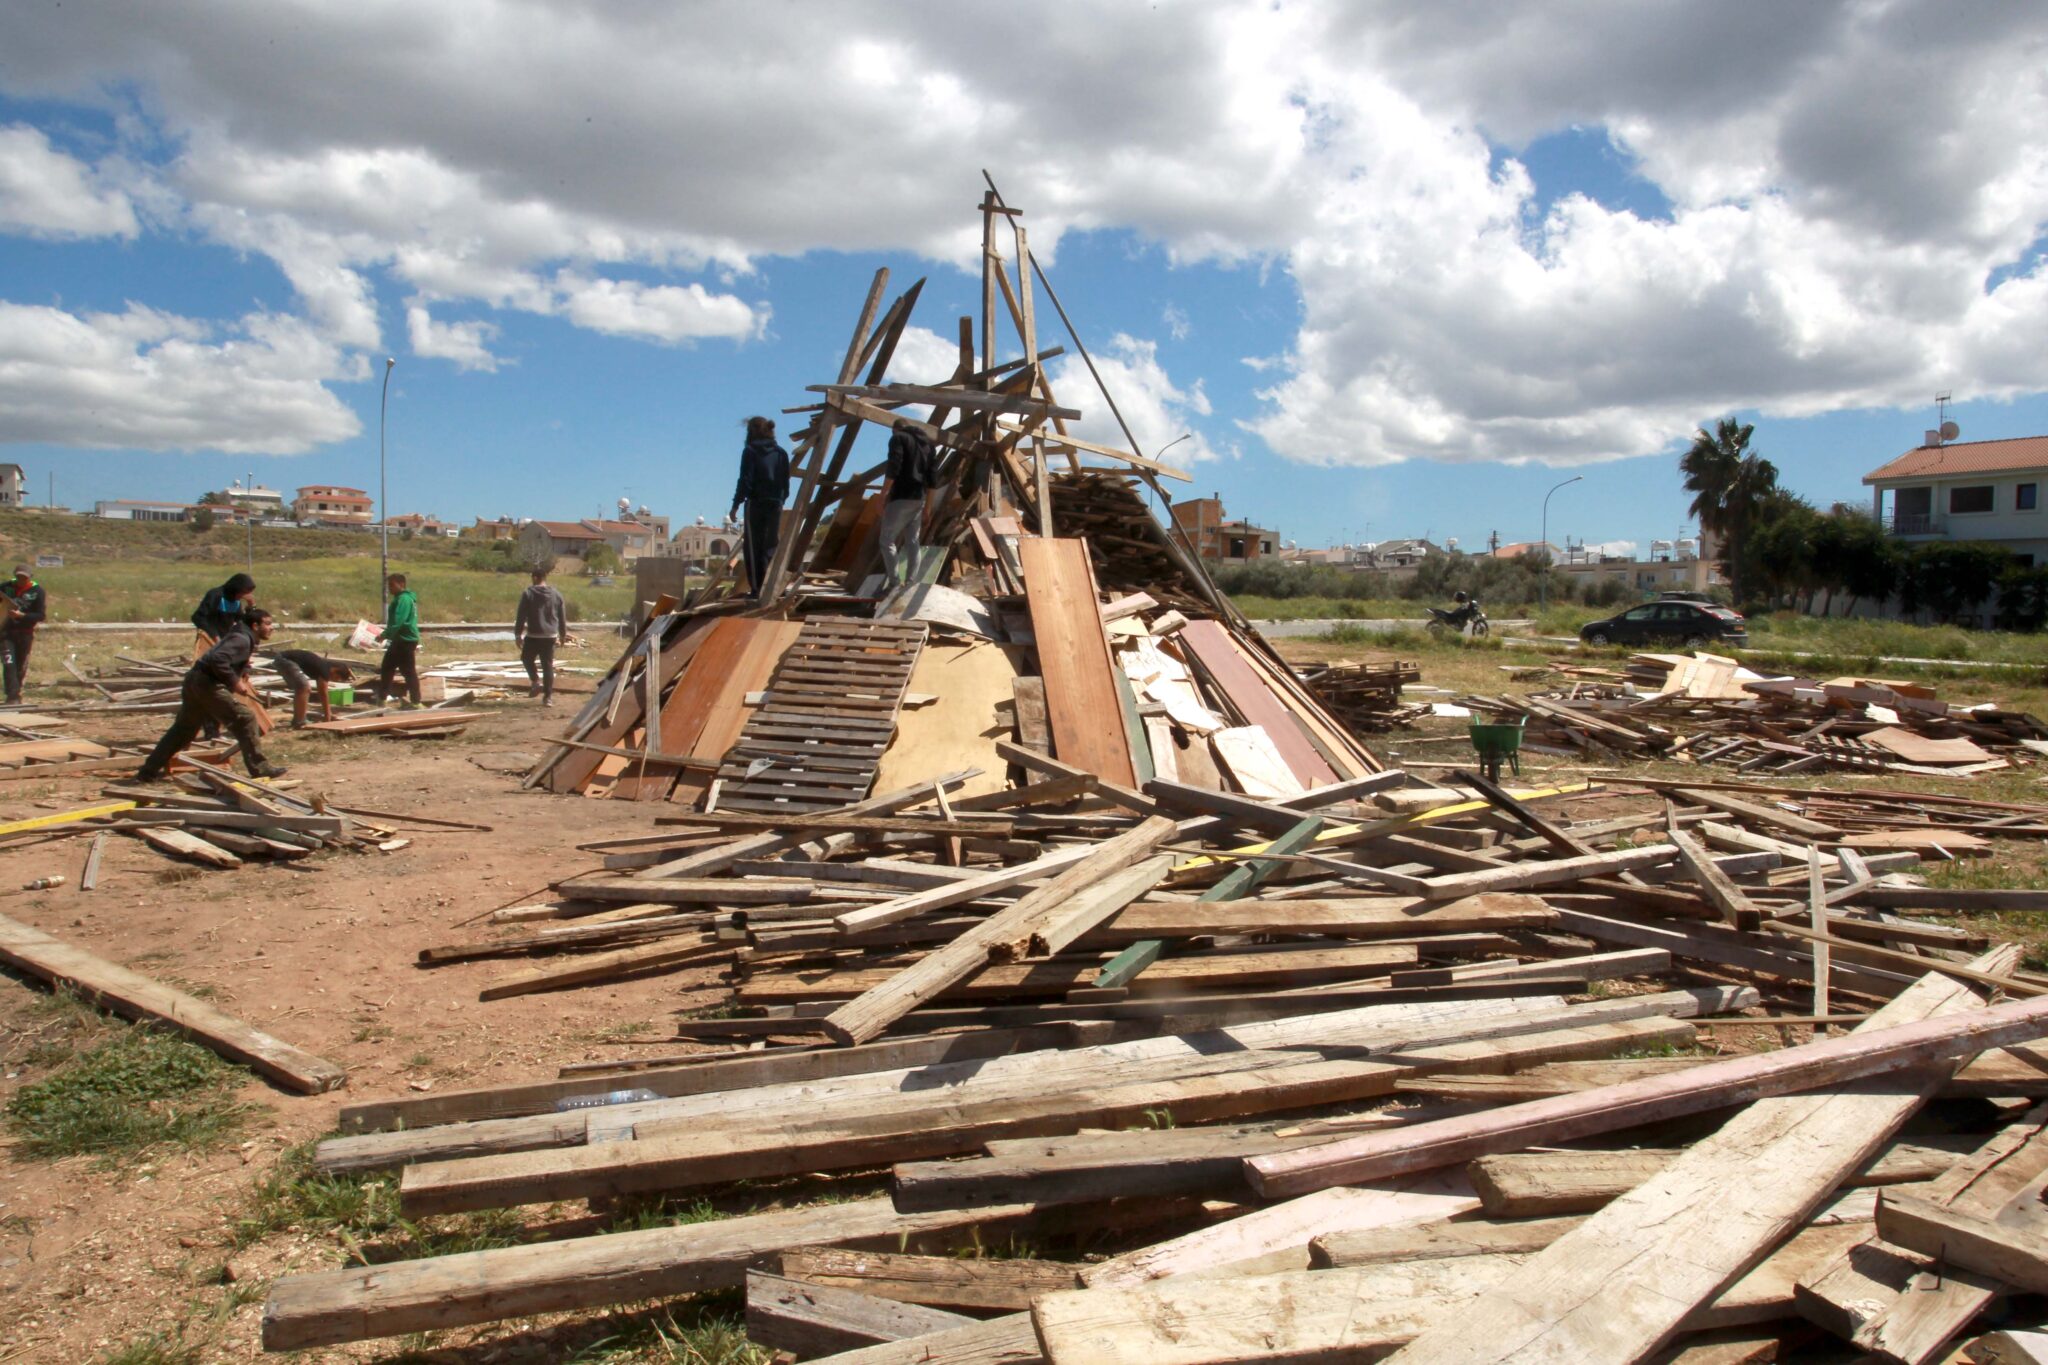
[1929,392,1960,447]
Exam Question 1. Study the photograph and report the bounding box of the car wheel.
[1682,634,1708,649]
[1585,631,1609,646]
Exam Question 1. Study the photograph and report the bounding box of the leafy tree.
[583,543,623,574]
[1996,564,2048,632]
[195,489,233,508]
[1743,493,1820,610]
[1679,418,1779,607]
[188,506,216,532]
[1908,541,2012,624]
[1817,507,1898,615]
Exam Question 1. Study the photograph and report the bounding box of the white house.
[1865,434,2048,568]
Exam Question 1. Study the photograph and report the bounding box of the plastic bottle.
[551,1087,660,1112]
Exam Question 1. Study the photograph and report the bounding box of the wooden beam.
[0,911,345,1094]
[1668,823,1764,931]
[1874,1189,2048,1293]
[1246,984,2048,1198]
[260,1195,1036,1351]
[745,1270,973,1358]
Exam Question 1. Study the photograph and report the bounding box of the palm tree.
[1680,418,1779,606]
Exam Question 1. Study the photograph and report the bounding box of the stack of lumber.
[266,752,2048,1361]
[1462,653,2047,777]
[1301,658,1427,732]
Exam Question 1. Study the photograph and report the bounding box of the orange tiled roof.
[1864,435,2048,483]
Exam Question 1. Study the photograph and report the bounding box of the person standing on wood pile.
[880,418,937,594]
[0,565,47,704]
[375,572,422,706]
[264,648,352,729]
[191,572,256,646]
[730,415,791,600]
[514,566,570,707]
[136,608,289,781]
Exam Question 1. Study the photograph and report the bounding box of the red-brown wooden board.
[1018,537,1136,787]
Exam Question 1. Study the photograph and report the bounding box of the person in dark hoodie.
[136,608,288,781]
[191,572,257,645]
[1,565,47,704]
[728,415,791,599]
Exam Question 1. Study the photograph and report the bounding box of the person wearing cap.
[0,566,47,704]
[136,608,288,781]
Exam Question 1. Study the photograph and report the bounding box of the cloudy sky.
[3,1,2046,553]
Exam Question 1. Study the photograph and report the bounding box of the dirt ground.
[0,648,746,1364]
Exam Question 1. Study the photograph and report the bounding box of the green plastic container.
[326,684,355,707]
[1468,719,1525,780]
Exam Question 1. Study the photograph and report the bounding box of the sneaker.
[133,768,167,785]
[542,697,556,708]
[250,761,290,779]
[527,685,540,698]
[290,718,309,730]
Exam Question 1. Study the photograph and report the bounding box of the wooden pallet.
[706,619,928,813]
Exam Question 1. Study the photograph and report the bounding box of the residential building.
[519,519,609,562]
[1556,552,1720,597]
[582,517,669,559]
[670,516,741,567]
[1490,540,1562,561]
[293,485,374,526]
[388,512,456,538]
[1170,496,1278,562]
[224,480,285,515]
[94,499,190,522]
[1364,538,1441,570]
[1864,434,2048,567]
[462,516,522,541]
[0,464,25,507]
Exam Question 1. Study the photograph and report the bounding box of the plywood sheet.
[874,640,1021,801]
[1018,537,1136,786]
[1212,725,1305,798]
[1863,726,1995,766]
[668,619,803,806]
[1179,620,1339,788]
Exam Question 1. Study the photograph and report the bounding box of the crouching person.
[268,647,353,728]
[136,608,289,781]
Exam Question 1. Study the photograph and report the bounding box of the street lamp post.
[245,469,256,577]
[379,358,395,619]
[1539,475,1584,610]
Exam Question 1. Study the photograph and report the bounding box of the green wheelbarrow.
[1468,718,1525,783]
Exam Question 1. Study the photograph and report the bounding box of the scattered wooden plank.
[744,1270,974,1358]
[0,911,345,1093]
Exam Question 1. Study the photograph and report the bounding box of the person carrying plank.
[729,415,791,599]
[265,647,353,728]
[514,566,569,707]
[375,572,422,706]
[136,609,288,781]
[0,565,46,704]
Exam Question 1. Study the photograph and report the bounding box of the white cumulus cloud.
[0,124,136,239]
[0,301,360,453]
[555,273,764,344]
[407,303,502,372]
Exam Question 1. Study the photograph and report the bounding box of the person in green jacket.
[375,572,422,705]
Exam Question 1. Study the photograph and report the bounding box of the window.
[2019,483,2039,512]
[1621,605,1658,621]
[1950,485,1995,514]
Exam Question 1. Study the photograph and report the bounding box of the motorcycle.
[1425,601,1490,637]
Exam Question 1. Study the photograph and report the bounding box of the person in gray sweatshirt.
[514,567,570,705]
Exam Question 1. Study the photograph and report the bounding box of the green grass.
[234,1141,525,1261]
[28,554,634,624]
[94,1333,208,1365]
[4,1025,251,1162]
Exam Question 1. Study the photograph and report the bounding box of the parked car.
[1579,600,1748,649]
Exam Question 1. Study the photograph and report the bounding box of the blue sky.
[5,3,2047,558]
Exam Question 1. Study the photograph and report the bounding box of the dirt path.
[0,698,734,1363]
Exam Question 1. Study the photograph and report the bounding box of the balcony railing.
[1884,513,1943,536]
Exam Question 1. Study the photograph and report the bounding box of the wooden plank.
[1794,1100,2048,1361]
[133,825,241,868]
[1018,537,1135,785]
[802,1313,1040,1365]
[0,911,345,1093]
[777,1248,1077,1312]
[1670,786,1842,840]
[833,843,1096,935]
[1467,1139,1972,1217]
[1246,980,2048,1198]
[476,935,728,1001]
[1669,823,1764,930]
[1874,1189,2048,1292]
[392,1013,1704,1215]
[1332,954,2017,1365]
[873,640,1019,803]
[1412,844,1681,900]
[670,619,804,806]
[261,1194,1036,1351]
[745,1270,974,1358]
[1179,619,1338,788]
[820,816,1180,1043]
[1090,892,1555,942]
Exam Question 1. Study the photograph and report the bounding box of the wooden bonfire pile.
[266,767,2048,1362]
[255,185,2048,1361]
[1463,651,2048,776]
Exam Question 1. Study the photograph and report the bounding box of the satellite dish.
[1446,538,1459,551]
[1940,420,1960,442]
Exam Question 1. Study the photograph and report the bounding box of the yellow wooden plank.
[1171,784,1592,872]
[0,800,137,838]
